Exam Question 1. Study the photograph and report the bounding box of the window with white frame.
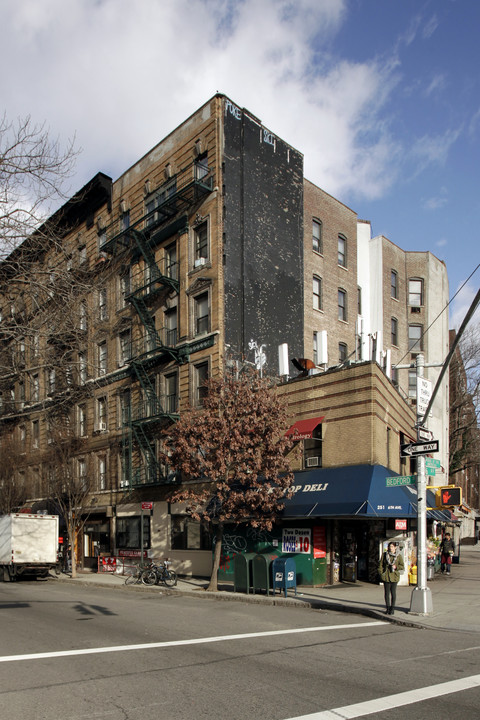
[313,276,322,311]
[408,278,423,306]
[164,372,178,414]
[408,324,423,352]
[312,219,322,254]
[47,368,56,395]
[78,458,87,490]
[194,361,209,405]
[164,307,177,346]
[98,456,107,491]
[194,293,209,336]
[338,235,347,267]
[408,370,417,398]
[98,341,107,375]
[119,270,131,308]
[96,397,107,432]
[194,221,208,266]
[194,152,209,181]
[18,380,25,409]
[338,289,347,322]
[119,389,131,426]
[338,342,347,362]
[313,332,319,365]
[78,351,87,384]
[78,405,86,437]
[32,419,39,448]
[98,287,107,321]
[391,317,398,346]
[165,242,178,280]
[79,245,87,265]
[118,329,132,366]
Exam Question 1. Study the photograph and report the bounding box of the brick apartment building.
[0,94,450,582]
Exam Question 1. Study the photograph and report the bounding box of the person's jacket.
[378,550,405,583]
[440,537,455,556]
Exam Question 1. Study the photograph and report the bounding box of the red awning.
[285,416,324,440]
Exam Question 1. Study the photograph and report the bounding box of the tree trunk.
[68,520,77,578]
[207,522,223,591]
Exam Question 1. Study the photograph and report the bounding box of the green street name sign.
[386,475,416,487]
[426,467,436,476]
[425,458,441,468]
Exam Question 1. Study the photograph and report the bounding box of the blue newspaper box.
[272,557,297,597]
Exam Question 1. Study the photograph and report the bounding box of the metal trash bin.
[272,557,297,597]
[427,557,435,580]
[233,553,256,593]
[252,554,271,595]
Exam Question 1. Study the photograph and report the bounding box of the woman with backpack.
[378,542,405,615]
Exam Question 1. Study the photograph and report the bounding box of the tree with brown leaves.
[163,371,296,591]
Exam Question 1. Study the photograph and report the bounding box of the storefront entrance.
[83,518,110,569]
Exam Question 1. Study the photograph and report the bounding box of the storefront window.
[171,516,212,550]
[116,516,150,549]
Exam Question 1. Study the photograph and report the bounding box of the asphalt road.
[1,579,480,720]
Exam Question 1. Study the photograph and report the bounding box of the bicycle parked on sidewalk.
[142,559,177,587]
[124,562,155,586]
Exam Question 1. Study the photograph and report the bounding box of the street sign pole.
[410,353,433,615]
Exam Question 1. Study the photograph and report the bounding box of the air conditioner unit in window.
[194,257,206,268]
[306,456,320,467]
[98,422,107,432]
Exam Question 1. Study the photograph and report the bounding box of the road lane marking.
[0,621,384,663]
[288,673,480,719]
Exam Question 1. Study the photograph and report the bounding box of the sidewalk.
[57,546,480,633]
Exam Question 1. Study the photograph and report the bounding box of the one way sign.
[400,440,439,457]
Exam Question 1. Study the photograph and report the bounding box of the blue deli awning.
[283,465,419,519]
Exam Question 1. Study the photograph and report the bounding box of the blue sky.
[1,0,478,329]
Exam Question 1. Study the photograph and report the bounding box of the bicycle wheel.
[163,570,177,587]
[125,572,139,585]
[142,569,157,586]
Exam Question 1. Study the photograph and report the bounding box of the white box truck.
[0,513,59,581]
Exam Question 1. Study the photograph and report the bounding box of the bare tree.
[163,371,296,591]
[41,414,95,577]
[0,435,28,514]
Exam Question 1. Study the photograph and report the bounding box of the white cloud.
[0,0,405,202]
[450,281,480,331]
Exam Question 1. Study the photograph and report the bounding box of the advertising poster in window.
[313,526,326,558]
[282,528,311,554]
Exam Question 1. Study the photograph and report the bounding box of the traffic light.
[436,486,462,508]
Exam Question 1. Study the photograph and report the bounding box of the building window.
[313,276,323,311]
[338,342,347,362]
[391,270,398,299]
[120,270,131,308]
[338,289,347,322]
[120,389,131,426]
[78,458,87,490]
[98,456,107,491]
[78,405,86,437]
[116,516,150,549]
[408,370,417,398]
[98,288,107,321]
[409,278,423,306]
[194,293,209,336]
[171,516,212,550]
[194,221,209,266]
[164,308,177,346]
[47,369,56,395]
[96,397,107,432]
[408,324,423,352]
[391,317,398,346]
[32,419,39,448]
[303,425,322,469]
[79,300,87,331]
[118,329,132,366]
[165,242,178,280]
[145,180,177,228]
[78,351,87,384]
[79,245,87,265]
[194,152,209,181]
[98,341,107,375]
[31,373,39,402]
[313,332,319,365]
[338,235,347,267]
[120,210,130,232]
[312,219,322,254]
[164,373,178,414]
[18,380,25,409]
[194,361,209,405]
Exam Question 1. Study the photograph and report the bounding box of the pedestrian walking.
[378,542,405,615]
[440,532,455,575]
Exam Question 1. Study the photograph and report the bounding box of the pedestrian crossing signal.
[436,486,462,508]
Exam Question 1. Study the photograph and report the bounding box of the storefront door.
[341,529,357,582]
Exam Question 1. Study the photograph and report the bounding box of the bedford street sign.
[386,475,416,487]
[400,440,439,457]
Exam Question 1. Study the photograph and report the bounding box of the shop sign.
[313,526,326,558]
[395,519,407,531]
[118,549,148,557]
[142,502,153,510]
[101,557,117,572]
[282,528,311,554]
